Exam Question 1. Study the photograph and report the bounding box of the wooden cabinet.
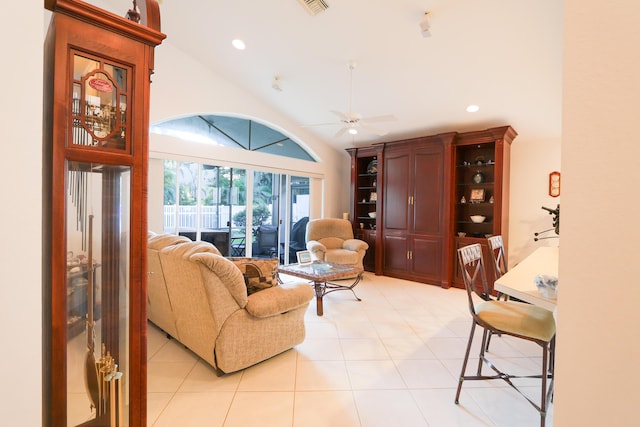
[347,126,514,290]
[355,229,376,271]
[380,134,455,285]
[347,146,383,272]
[43,1,164,425]
[450,126,517,291]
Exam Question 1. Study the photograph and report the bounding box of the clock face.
[472,172,485,184]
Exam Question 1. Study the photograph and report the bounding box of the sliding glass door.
[250,171,279,258]
[163,160,310,262]
[280,176,310,264]
[164,160,246,256]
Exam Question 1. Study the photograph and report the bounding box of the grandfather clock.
[43,1,164,425]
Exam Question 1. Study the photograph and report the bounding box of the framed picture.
[470,188,485,203]
[296,250,313,265]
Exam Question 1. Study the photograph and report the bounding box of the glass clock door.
[71,52,131,152]
[66,161,131,426]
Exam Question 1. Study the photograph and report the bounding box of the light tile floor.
[147,272,553,426]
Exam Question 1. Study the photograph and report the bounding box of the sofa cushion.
[324,249,360,266]
[227,257,279,295]
[245,285,314,318]
[317,237,345,250]
[148,233,192,250]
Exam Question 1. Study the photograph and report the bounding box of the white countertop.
[494,246,558,312]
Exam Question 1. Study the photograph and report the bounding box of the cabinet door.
[413,148,443,234]
[382,234,409,272]
[411,236,442,282]
[365,231,376,271]
[355,230,376,272]
[383,150,410,231]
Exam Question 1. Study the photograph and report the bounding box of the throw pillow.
[227,257,279,295]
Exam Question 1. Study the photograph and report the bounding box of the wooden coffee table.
[277,261,363,316]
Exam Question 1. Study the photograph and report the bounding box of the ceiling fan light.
[348,128,358,135]
[466,104,480,113]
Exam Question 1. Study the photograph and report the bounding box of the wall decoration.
[549,171,561,197]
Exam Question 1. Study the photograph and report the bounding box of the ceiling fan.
[304,61,397,138]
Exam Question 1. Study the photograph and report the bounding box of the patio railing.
[163,205,247,231]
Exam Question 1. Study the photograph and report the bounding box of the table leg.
[313,281,324,316]
[324,273,363,301]
[311,274,363,316]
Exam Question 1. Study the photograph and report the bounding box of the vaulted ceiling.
[105,0,563,151]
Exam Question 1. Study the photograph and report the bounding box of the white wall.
[148,41,351,223]
[7,1,639,425]
[555,1,640,425]
[508,135,561,263]
[147,39,565,262]
[148,158,166,233]
[0,2,43,426]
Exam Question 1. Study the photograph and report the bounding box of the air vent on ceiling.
[297,0,329,16]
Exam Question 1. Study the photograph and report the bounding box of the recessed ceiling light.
[232,39,246,50]
[466,104,480,113]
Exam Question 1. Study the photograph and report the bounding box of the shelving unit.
[347,146,382,272]
[454,143,497,238]
[355,166,378,228]
[346,126,515,289]
[451,126,516,290]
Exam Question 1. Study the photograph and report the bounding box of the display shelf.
[346,126,514,289]
[451,126,516,289]
[355,157,378,228]
[347,147,381,272]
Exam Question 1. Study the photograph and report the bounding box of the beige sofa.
[147,233,193,338]
[147,234,314,373]
[306,218,369,269]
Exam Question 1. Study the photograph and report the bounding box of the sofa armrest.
[343,238,369,252]
[306,240,326,260]
[245,284,314,318]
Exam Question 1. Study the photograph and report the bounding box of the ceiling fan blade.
[329,110,350,121]
[301,121,342,128]
[315,64,395,138]
[359,123,389,136]
[334,127,349,138]
[361,114,397,123]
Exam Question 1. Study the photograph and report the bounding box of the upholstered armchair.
[151,239,314,373]
[147,233,195,338]
[306,218,369,269]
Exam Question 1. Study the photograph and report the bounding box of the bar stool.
[455,243,556,427]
